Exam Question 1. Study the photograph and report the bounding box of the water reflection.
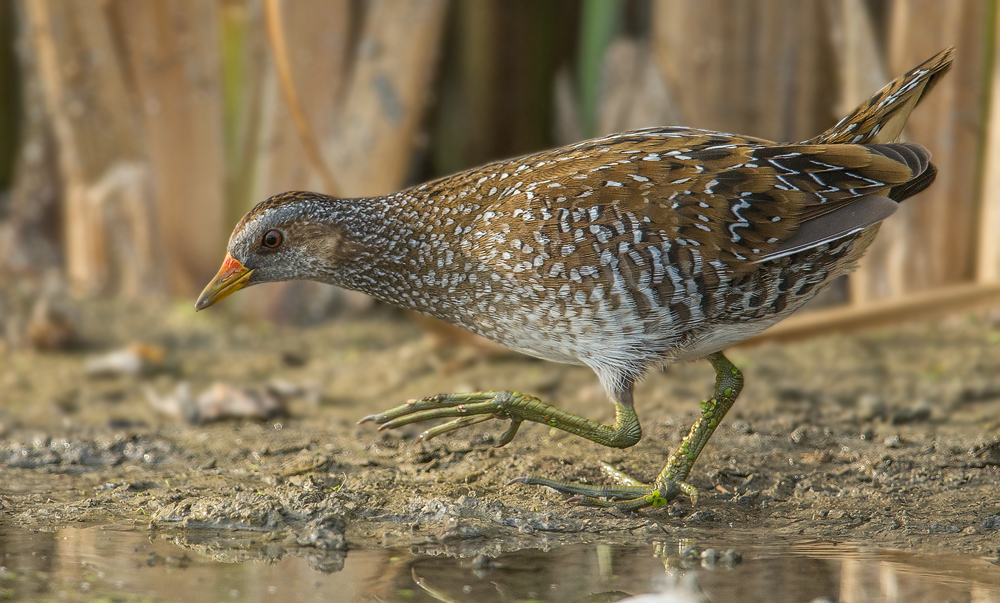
[1,525,998,602]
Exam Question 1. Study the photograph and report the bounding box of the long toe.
[569,490,672,511]
[508,475,654,500]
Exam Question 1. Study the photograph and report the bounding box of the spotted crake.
[197,48,952,510]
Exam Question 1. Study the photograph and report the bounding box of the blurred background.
[0,0,995,342]
[5,5,1000,598]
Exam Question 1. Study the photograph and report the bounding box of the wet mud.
[3,300,1000,569]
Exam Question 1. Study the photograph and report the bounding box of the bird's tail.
[806,47,954,146]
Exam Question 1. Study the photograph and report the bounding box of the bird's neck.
[319,193,465,317]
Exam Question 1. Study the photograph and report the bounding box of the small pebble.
[146,382,286,424]
[891,400,932,425]
[687,509,716,522]
[857,393,887,421]
[884,435,902,449]
[27,295,79,351]
[720,550,742,567]
[86,346,157,378]
[280,350,308,367]
[700,548,719,569]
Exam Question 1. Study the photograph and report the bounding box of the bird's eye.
[262,230,283,248]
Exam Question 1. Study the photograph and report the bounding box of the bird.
[196,48,953,510]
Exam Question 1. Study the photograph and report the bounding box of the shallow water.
[2,525,999,602]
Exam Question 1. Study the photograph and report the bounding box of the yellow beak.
[195,253,254,311]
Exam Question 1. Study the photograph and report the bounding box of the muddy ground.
[2,298,1000,571]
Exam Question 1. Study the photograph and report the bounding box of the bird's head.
[195,192,349,311]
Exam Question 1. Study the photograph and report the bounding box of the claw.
[680,482,699,506]
[495,417,523,447]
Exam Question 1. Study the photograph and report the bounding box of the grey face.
[227,203,342,286]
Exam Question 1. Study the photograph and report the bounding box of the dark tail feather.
[868,141,935,203]
[867,142,931,175]
[889,162,938,202]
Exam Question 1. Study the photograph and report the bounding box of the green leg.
[360,391,642,449]
[513,352,744,510]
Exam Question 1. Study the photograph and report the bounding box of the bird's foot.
[509,461,698,511]
[360,391,642,449]
[360,391,533,445]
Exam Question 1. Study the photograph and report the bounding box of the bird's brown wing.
[460,129,920,279]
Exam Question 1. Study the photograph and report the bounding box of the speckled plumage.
[201,48,953,510]
[234,127,930,396]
